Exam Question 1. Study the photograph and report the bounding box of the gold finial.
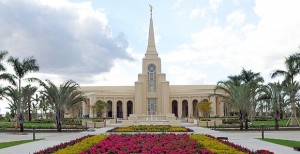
[149,4,153,14]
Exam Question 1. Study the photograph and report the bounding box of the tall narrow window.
[148,64,156,92]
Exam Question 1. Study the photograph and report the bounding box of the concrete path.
[0,124,299,154]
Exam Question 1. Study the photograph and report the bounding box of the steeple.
[145,4,158,58]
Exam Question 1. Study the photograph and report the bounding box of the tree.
[22,85,37,121]
[3,86,18,120]
[198,100,212,117]
[7,56,39,132]
[213,80,254,130]
[259,82,286,130]
[271,53,300,126]
[0,51,16,98]
[40,80,85,132]
[92,100,107,118]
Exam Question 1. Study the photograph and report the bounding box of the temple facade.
[80,10,224,119]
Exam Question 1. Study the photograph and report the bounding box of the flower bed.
[107,125,193,132]
[54,135,107,154]
[80,134,211,154]
[191,134,274,154]
[34,135,93,154]
[35,134,274,154]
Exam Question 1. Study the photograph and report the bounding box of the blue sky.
[1,0,300,114]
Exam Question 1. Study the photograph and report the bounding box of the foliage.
[34,135,93,154]
[107,125,193,132]
[198,99,213,117]
[0,139,43,149]
[40,79,85,132]
[271,53,300,126]
[81,134,207,154]
[7,55,39,132]
[91,100,107,118]
[54,135,107,154]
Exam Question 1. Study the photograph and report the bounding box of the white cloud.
[209,0,223,12]
[172,0,184,10]
[227,10,246,26]
[0,0,132,81]
[163,0,300,84]
[189,8,206,20]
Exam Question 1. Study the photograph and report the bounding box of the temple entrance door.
[172,100,178,117]
[148,98,156,115]
[107,100,112,118]
[127,101,133,117]
[182,100,188,118]
[117,101,123,118]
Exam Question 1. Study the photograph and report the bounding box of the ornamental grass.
[107,125,193,132]
[80,134,211,154]
[54,135,107,154]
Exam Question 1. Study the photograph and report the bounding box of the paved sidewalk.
[0,124,299,154]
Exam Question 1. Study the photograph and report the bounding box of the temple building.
[80,9,225,119]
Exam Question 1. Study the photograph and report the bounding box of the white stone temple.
[80,8,225,120]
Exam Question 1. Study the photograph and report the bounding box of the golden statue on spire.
[149,4,153,13]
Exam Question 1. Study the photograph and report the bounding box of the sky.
[1,0,300,114]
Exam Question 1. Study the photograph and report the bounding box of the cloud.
[227,10,246,26]
[189,8,206,20]
[163,0,300,83]
[0,0,132,81]
[209,0,223,12]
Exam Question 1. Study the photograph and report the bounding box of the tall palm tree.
[40,80,85,132]
[259,82,286,129]
[22,85,38,121]
[7,56,39,132]
[213,80,254,130]
[271,53,300,126]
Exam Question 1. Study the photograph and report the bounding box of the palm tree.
[7,56,39,132]
[22,85,38,121]
[271,53,300,126]
[0,51,16,97]
[259,82,286,130]
[40,80,85,132]
[3,86,18,120]
[213,80,254,130]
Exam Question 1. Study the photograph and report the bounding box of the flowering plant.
[81,134,211,154]
[34,135,93,154]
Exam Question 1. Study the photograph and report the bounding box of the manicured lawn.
[251,120,289,127]
[0,139,43,149]
[261,138,300,147]
[0,122,55,128]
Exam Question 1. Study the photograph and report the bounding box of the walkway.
[0,123,299,154]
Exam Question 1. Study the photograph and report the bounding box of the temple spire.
[146,4,158,57]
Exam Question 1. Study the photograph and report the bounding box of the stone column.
[89,94,96,118]
[210,96,217,117]
[178,98,182,118]
[123,100,127,119]
[188,97,192,118]
[82,101,88,117]
[112,98,117,118]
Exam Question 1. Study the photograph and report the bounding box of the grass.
[0,122,55,128]
[251,120,289,127]
[261,138,300,147]
[0,139,43,149]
